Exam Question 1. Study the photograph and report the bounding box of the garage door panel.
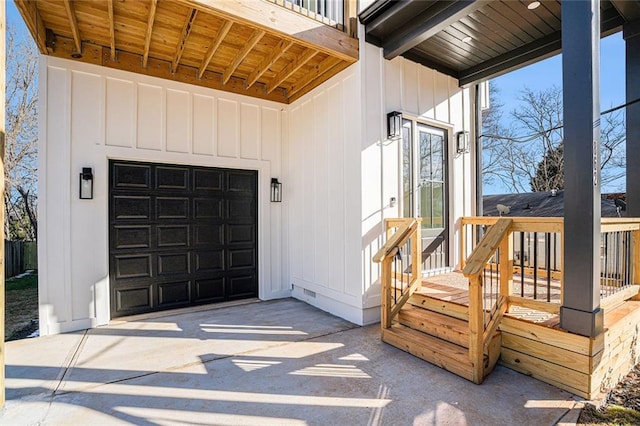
[113,226,151,249]
[157,166,189,190]
[195,250,224,272]
[114,196,151,220]
[228,199,255,220]
[113,163,151,189]
[228,171,256,192]
[115,285,152,311]
[158,253,191,275]
[195,278,225,302]
[194,169,224,191]
[115,254,152,279]
[110,161,257,318]
[157,226,189,247]
[229,275,257,298]
[194,198,223,219]
[158,281,191,306]
[228,248,255,270]
[228,224,255,245]
[194,224,224,246]
[156,197,189,219]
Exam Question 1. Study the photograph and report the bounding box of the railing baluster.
[533,232,538,300]
[546,232,551,302]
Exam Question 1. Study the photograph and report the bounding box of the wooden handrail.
[373,219,419,263]
[375,218,422,329]
[462,219,512,276]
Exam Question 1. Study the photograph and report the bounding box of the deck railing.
[461,216,640,312]
[373,218,422,329]
[267,0,357,35]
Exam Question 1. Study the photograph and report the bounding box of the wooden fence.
[5,241,37,278]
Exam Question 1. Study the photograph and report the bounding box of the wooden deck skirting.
[418,276,640,399]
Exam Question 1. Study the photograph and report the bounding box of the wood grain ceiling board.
[20,0,358,104]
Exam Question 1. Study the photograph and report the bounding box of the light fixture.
[456,131,470,154]
[271,178,282,202]
[79,167,94,199]
[527,1,540,10]
[387,111,402,139]
[462,36,473,43]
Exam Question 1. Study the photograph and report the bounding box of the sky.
[485,32,627,195]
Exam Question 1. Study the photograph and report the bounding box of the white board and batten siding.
[38,40,476,333]
[38,57,287,334]
[286,64,365,324]
[358,44,475,318]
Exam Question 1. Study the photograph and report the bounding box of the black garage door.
[109,160,258,318]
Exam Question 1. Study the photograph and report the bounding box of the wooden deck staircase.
[373,218,512,384]
[383,295,502,382]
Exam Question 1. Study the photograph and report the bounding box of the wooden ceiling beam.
[246,39,293,90]
[198,20,233,78]
[63,0,82,54]
[267,48,318,94]
[142,0,158,68]
[286,56,341,98]
[222,29,265,85]
[172,8,198,73]
[49,35,288,103]
[382,0,490,59]
[14,0,48,53]
[107,0,116,61]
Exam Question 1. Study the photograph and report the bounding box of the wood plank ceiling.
[15,0,359,104]
[360,0,640,87]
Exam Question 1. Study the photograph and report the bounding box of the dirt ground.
[578,363,640,424]
[5,285,38,341]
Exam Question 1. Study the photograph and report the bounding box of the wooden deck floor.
[418,271,560,326]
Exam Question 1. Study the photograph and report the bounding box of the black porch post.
[560,0,604,337]
[625,20,640,216]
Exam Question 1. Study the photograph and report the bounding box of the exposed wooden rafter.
[63,0,82,54]
[198,20,233,79]
[14,0,47,53]
[107,0,116,61]
[175,0,358,62]
[222,29,265,85]
[142,0,158,68]
[267,49,318,94]
[287,56,341,98]
[246,39,293,90]
[172,8,198,73]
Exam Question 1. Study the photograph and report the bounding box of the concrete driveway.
[2,299,581,425]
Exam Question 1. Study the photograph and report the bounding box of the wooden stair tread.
[398,305,469,348]
[408,292,470,321]
[382,323,475,382]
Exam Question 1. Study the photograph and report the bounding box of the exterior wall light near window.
[79,167,94,199]
[271,178,282,202]
[387,111,402,139]
[456,131,470,154]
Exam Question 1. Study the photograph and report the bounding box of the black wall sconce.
[271,178,282,202]
[79,167,94,199]
[456,131,470,154]
[387,111,402,139]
